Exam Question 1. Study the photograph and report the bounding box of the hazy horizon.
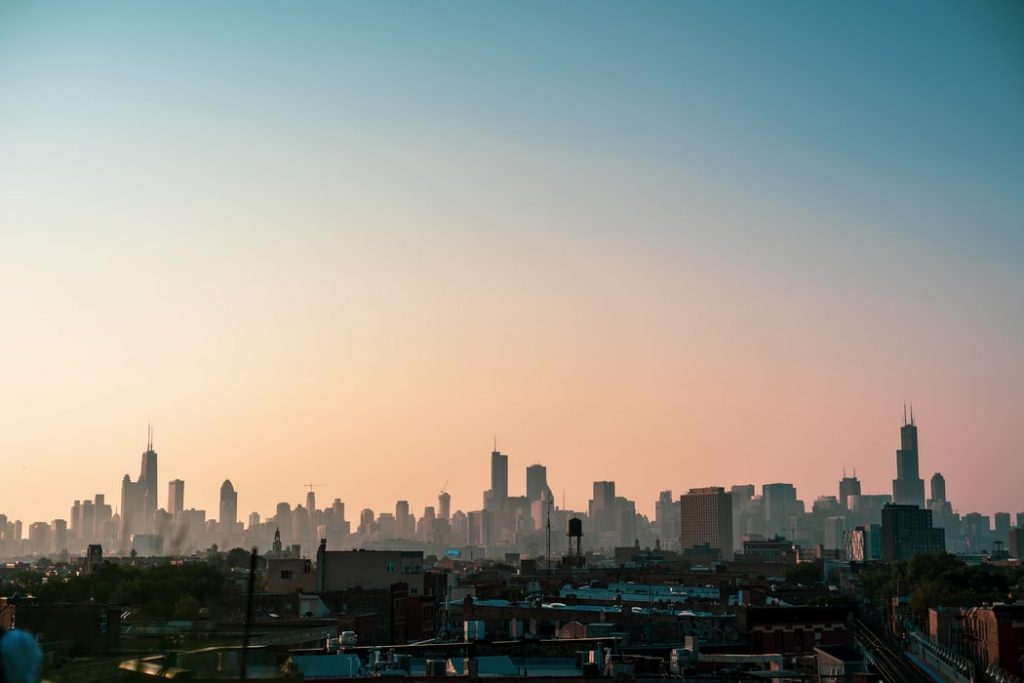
[2,2,1022,529]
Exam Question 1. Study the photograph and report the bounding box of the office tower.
[248,512,260,529]
[419,506,436,540]
[824,516,846,551]
[844,525,881,562]
[80,500,95,542]
[762,483,799,539]
[656,490,680,549]
[994,512,1011,548]
[358,508,375,536]
[926,472,955,534]
[467,510,495,547]
[526,464,549,501]
[28,522,49,556]
[929,472,946,504]
[438,491,451,520]
[140,424,158,518]
[121,474,144,539]
[880,504,945,561]
[1010,528,1024,560]
[168,479,185,517]
[589,481,616,534]
[892,407,925,508]
[93,494,112,535]
[396,500,413,538]
[679,487,734,560]
[838,473,861,509]
[121,426,159,538]
[490,449,508,501]
[962,513,992,552]
[375,512,396,538]
[50,519,68,554]
[220,480,238,526]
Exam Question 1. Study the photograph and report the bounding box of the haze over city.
[2,1,1022,528]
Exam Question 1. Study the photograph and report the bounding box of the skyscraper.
[892,406,925,508]
[490,448,508,502]
[762,483,800,539]
[679,487,734,560]
[881,503,945,560]
[168,479,185,517]
[839,473,861,509]
[438,491,451,520]
[219,480,238,527]
[929,473,946,504]
[140,424,158,520]
[526,464,549,501]
[656,490,680,549]
[396,500,413,538]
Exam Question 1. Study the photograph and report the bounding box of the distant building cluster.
[0,407,1021,564]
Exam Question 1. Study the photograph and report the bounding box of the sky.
[1,2,1022,527]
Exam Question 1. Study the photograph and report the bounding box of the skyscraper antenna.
[147,421,153,451]
[910,402,915,425]
[903,402,907,426]
[493,435,496,452]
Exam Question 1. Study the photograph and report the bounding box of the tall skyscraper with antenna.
[892,404,925,508]
[140,424,158,520]
[486,442,508,508]
[120,424,159,539]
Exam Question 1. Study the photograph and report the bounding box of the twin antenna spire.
[903,401,916,426]
[146,422,154,451]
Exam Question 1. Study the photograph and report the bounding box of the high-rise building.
[929,472,946,504]
[220,480,238,526]
[839,473,861,509]
[140,424,158,518]
[762,483,800,539]
[881,504,945,561]
[526,464,549,501]
[396,500,413,538]
[892,407,925,508]
[168,479,185,517]
[1009,528,1024,560]
[994,512,1011,549]
[589,481,616,534]
[438,491,451,520]
[824,516,846,551]
[656,490,680,550]
[679,487,734,560]
[489,449,508,502]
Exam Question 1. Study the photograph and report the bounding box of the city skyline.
[1,406,1018,530]
[2,3,1022,528]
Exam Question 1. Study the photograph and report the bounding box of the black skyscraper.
[892,406,925,509]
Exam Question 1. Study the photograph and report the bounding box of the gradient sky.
[1,2,1022,528]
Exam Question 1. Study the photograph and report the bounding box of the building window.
[386,561,395,573]
[281,570,293,579]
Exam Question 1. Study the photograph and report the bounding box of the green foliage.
[858,553,1024,616]
[224,547,254,569]
[173,593,202,620]
[784,560,823,585]
[20,561,239,621]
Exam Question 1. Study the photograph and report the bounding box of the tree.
[225,547,254,569]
